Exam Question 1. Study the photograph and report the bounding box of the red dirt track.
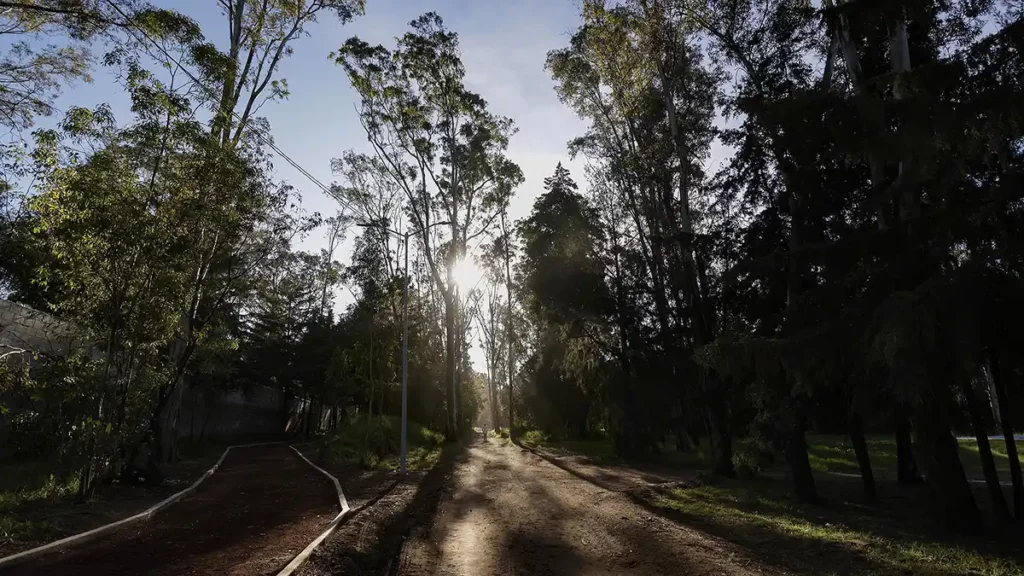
[2,444,338,576]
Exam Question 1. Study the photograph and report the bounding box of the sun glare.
[453,257,482,292]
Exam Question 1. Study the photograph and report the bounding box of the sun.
[452,257,482,292]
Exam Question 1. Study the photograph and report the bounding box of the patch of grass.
[520,429,712,469]
[0,513,60,551]
[656,478,1022,575]
[803,435,1024,482]
[519,430,620,462]
[0,461,79,511]
[321,415,446,472]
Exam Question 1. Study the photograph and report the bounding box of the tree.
[336,12,524,438]
[518,164,609,440]
[140,0,364,464]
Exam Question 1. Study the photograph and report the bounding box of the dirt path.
[397,437,783,576]
[2,444,338,576]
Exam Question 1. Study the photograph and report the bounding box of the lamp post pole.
[358,220,449,475]
[399,230,410,474]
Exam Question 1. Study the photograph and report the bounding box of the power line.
[101,0,366,221]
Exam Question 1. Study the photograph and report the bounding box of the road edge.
[0,440,285,570]
[276,445,351,576]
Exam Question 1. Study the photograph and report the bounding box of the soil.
[1,443,338,576]
[395,437,784,576]
[0,453,222,558]
[296,441,464,576]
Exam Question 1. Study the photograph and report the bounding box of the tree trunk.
[849,412,877,500]
[189,389,198,447]
[785,413,819,504]
[503,212,515,441]
[895,405,922,484]
[154,373,187,464]
[913,399,984,534]
[304,398,318,441]
[707,378,735,478]
[444,294,458,439]
[961,376,1011,525]
[989,353,1024,519]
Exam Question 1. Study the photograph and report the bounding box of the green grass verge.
[520,430,1024,575]
[657,479,1022,575]
[519,429,709,468]
[805,435,1024,480]
[321,414,446,472]
[521,429,1024,482]
[0,461,78,512]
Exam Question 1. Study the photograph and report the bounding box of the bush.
[733,437,776,479]
[520,429,549,445]
[320,414,444,470]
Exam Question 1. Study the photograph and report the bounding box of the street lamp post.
[399,230,410,474]
[357,220,449,474]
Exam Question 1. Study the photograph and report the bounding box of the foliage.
[335,12,524,437]
[319,414,445,471]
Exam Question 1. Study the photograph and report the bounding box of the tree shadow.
[309,437,469,575]
[520,440,1024,575]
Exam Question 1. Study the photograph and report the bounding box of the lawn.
[805,435,1024,482]
[656,478,1022,575]
[521,430,1024,575]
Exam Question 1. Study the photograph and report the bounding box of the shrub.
[320,414,444,469]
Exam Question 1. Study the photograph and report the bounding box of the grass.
[656,479,1022,575]
[519,430,618,461]
[519,429,709,468]
[0,461,76,554]
[0,513,59,554]
[0,461,79,512]
[521,429,1024,575]
[320,414,446,472]
[523,430,1024,482]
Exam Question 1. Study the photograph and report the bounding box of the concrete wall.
[0,300,96,363]
[0,300,303,446]
[177,385,289,442]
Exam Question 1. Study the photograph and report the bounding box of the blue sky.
[30,0,594,370]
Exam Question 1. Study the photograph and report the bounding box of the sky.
[29,0,594,372]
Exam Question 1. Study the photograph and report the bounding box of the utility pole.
[358,220,450,474]
[501,211,514,440]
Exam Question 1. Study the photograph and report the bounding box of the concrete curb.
[0,440,286,569]
[277,446,350,576]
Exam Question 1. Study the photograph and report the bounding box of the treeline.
[507,0,1024,535]
[0,1,502,497]
[0,0,381,495]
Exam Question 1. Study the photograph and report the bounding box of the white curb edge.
[277,446,350,576]
[0,440,286,569]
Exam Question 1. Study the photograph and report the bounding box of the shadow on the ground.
[321,437,470,575]
[516,440,1019,575]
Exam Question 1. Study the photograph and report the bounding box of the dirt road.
[3,444,338,576]
[397,437,780,576]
